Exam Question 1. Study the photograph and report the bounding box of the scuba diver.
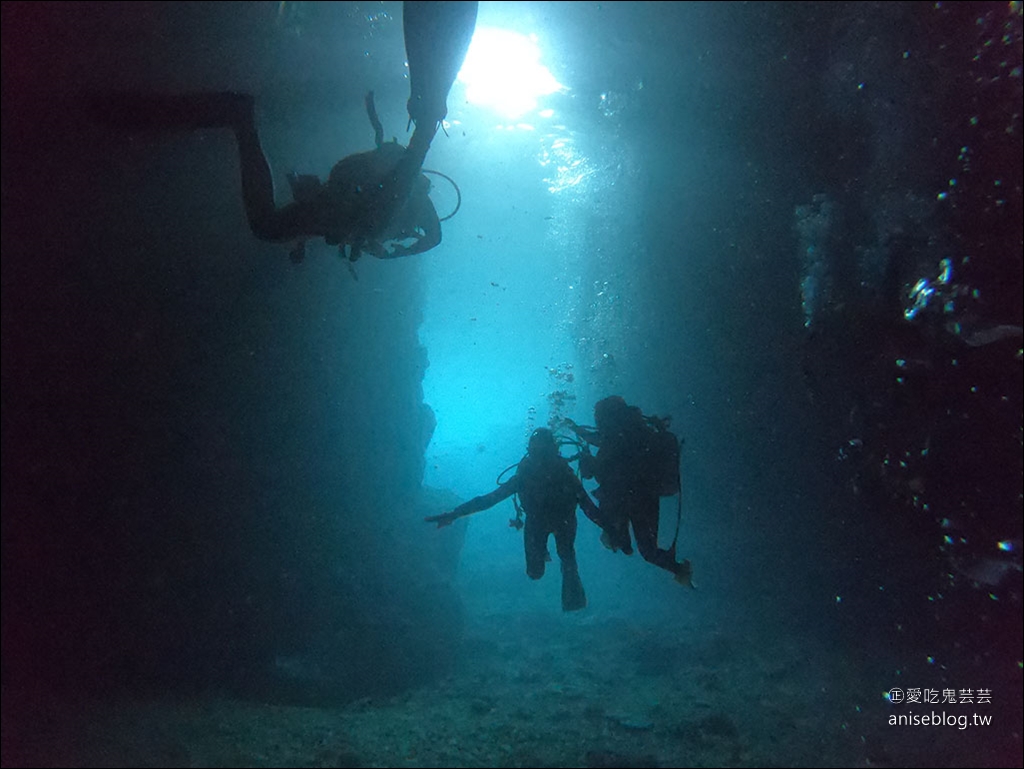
[425,428,601,612]
[89,1,477,264]
[281,90,443,263]
[564,396,694,588]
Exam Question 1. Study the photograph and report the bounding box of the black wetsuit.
[449,453,596,611]
[586,422,687,579]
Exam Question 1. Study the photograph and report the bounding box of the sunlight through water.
[457,26,564,119]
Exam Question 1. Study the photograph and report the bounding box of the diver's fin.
[674,559,695,589]
[561,567,587,612]
[403,1,478,129]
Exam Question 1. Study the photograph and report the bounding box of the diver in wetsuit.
[90,1,477,262]
[565,396,694,587]
[425,428,599,612]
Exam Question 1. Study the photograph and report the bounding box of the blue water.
[2,2,1020,767]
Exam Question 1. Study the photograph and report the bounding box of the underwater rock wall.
[1,83,464,699]
[263,256,467,702]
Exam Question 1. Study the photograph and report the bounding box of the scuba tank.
[644,415,681,497]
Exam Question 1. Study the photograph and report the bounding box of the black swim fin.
[561,564,587,612]
[403,1,478,129]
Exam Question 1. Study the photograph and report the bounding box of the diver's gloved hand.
[562,418,588,442]
[425,511,458,528]
[600,528,633,555]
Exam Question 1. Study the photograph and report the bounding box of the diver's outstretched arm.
[424,479,518,528]
[564,419,603,447]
